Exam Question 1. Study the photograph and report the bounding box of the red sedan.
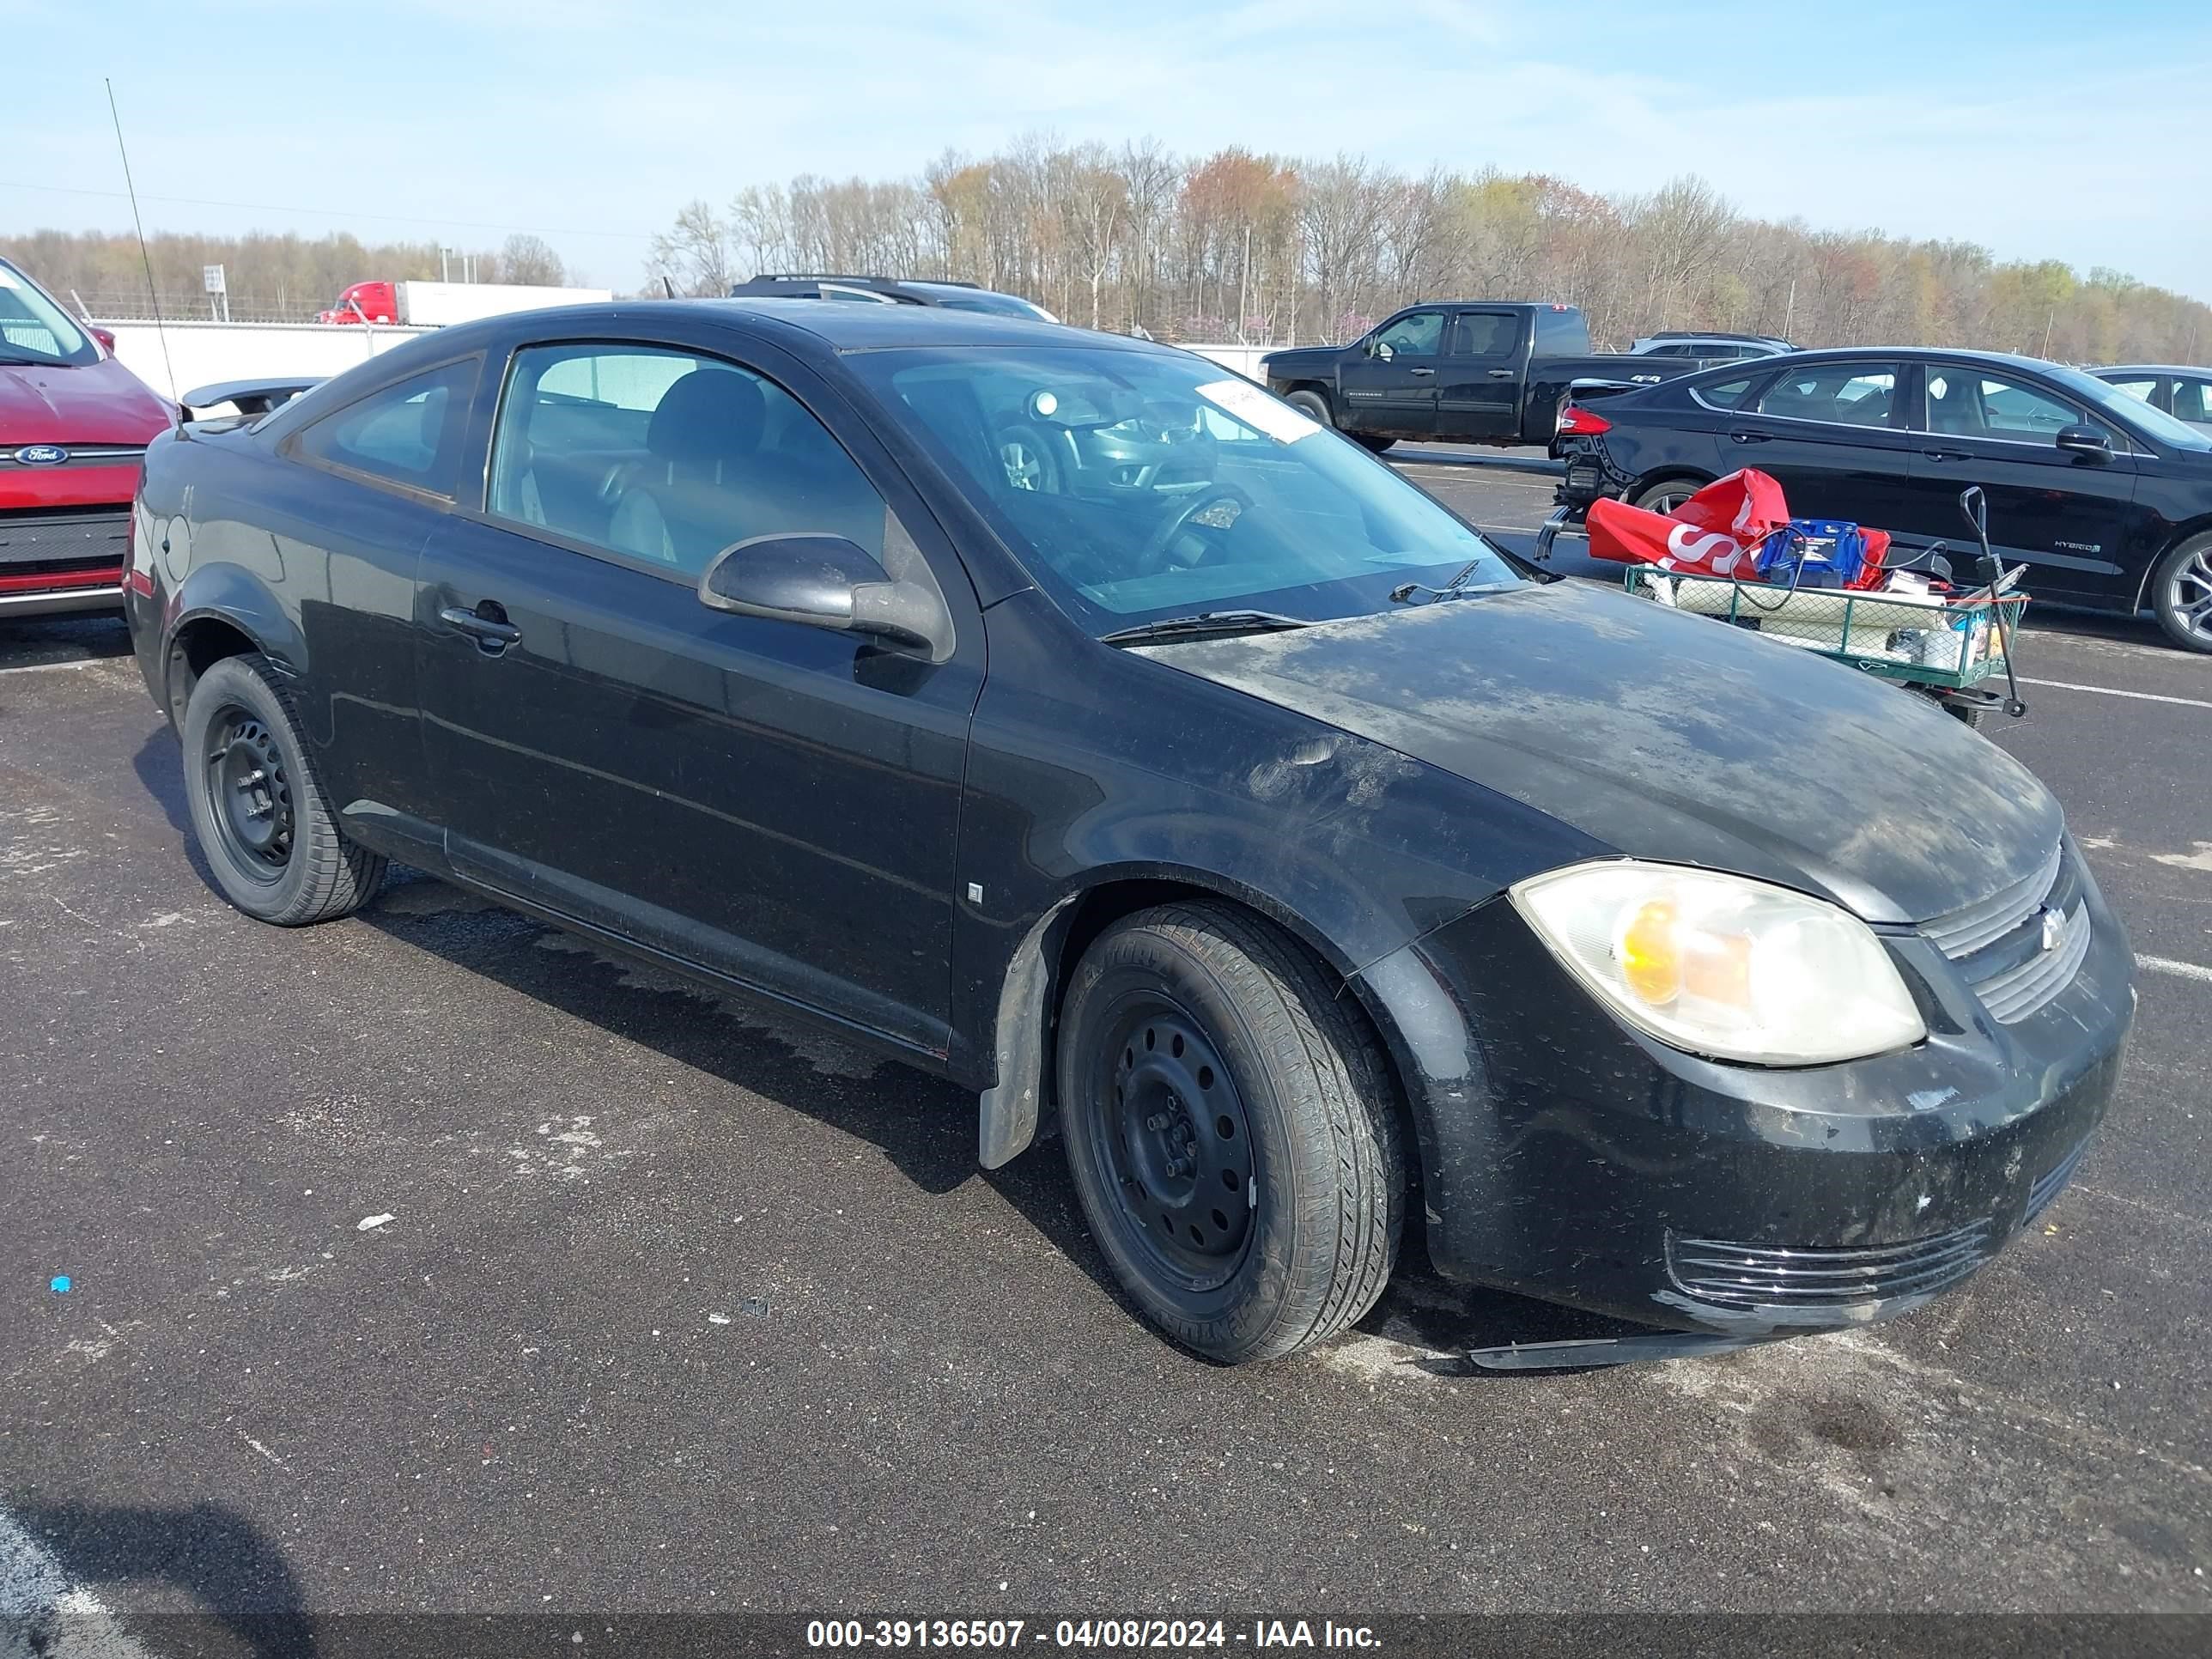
[2,255,175,619]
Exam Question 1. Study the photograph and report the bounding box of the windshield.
[850,345,1524,632]
[2045,361,2212,452]
[0,258,96,368]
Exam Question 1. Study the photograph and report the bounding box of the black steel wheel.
[1095,994,1257,1291]
[203,709,295,881]
[1058,901,1404,1364]
[179,653,386,926]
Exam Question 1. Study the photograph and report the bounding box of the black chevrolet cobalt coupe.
[125,302,2134,1365]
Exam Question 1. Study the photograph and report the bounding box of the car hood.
[0,355,175,447]
[1257,346,1343,378]
[1136,580,2062,925]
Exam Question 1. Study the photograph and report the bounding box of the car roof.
[1715,346,2085,375]
[2092,363,2211,377]
[423,296,1159,357]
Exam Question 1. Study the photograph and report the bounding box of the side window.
[2101,376,2159,404]
[2172,378,2212,429]
[1374,311,1444,357]
[1757,364,1899,428]
[488,343,889,577]
[1691,374,1763,411]
[1448,312,1519,356]
[292,357,478,497]
[1922,369,2100,442]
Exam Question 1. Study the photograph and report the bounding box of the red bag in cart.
[1585,469,1790,579]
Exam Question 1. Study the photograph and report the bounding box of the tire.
[1352,434,1396,453]
[1284,389,1334,429]
[1944,702,1985,730]
[994,425,1062,495]
[180,653,386,926]
[1056,902,1405,1364]
[2149,532,2212,653]
[1632,477,1705,514]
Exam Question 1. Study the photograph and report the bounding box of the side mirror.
[2055,424,2111,460]
[89,326,117,351]
[1369,340,1394,362]
[698,532,952,661]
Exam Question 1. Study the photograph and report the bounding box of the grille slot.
[1975,902,2091,1024]
[1665,1222,1996,1310]
[1920,842,2091,1024]
[1923,842,2063,959]
[0,510,132,568]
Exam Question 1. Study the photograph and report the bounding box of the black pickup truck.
[1261,301,1720,451]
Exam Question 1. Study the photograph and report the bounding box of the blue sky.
[9,0,2211,300]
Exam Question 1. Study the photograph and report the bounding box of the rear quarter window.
[1689,373,1765,411]
[289,357,480,500]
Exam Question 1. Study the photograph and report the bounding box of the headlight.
[1509,861,1925,1066]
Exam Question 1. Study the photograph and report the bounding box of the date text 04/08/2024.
[804,1619,1381,1649]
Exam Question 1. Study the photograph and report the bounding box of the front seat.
[610,369,771,570]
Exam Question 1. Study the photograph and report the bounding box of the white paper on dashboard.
[1195,379,1322,444]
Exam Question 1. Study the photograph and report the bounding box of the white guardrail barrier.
[96,319,1275,408]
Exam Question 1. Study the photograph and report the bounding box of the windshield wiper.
[1098,609,1315,647]
[1389,555,1510,605]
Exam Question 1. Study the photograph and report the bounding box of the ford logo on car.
[12,444,69,466]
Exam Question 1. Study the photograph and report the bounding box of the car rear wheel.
[1284,389,1334,429]
[2151,532,2212,653]
[1056,902,1404,1364]
[180,654,386,926]
[1632,477,1704,514]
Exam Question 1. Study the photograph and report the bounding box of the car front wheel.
[2151,532,2212,653]
[180,653,386,925]
[1057,902,1404,1364]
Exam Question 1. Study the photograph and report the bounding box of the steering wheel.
[1137,483,1252,574]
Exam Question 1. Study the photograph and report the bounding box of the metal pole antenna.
[105,77,177,401]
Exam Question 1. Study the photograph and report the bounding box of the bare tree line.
[12,229,569,323]
[648,139,2210,363]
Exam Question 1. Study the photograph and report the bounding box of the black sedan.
[124,302,2132,1365]
[1553,347,2212,653]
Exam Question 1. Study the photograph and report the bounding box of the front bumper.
[1357,851,2134,1339]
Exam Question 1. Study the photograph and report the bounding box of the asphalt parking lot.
[2,452,2208,1649]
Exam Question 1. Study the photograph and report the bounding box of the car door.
[256,353,483,847]
[1902,363,2141,602]
[1718,359,1918,525]
[415,329,986,1056]
[1336,308,1444,437]
[1434,308,1526,442]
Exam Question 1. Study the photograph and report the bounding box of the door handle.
[1922,448,1967,463]
[1408,367,1436,377]
[1727,428,1771,445]
[1486,368,1515,380]
[439,604,523,653]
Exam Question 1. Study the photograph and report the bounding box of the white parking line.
[0,656,118,677]
[0,1505,154,1656]
[2140,955,2212,986]
[2020,677,2212,711]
